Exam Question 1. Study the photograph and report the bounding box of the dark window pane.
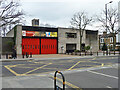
[23,45,24,49]
[66,33,77,38]
[35,45,37,49]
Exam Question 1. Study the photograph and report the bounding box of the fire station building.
[6,20,99,55]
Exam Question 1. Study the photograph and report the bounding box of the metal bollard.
[119,50,120,55]
[22,53,24,58]
[114,51,115,55]
[79,51,81,56]
[6,53,8,59]
[109,51,111,55]
[26,52,28,58]
[30,52,32,58]
[85,51,86,56]
[54,71,65,90]
[103,51,104,55]
[90,52,92,56]
[0,54,1,59]
[97,52,98,56]
[106,51,108,55]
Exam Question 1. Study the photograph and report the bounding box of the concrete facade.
[6,25,99,54]
[58,28,98,53]
[0,36,2,55]
[58,28,80,53]
[6,28,14,37]
[85,30,99,52]
[118,1,120,43]
[16,25,22,55]
[2,37,14,54]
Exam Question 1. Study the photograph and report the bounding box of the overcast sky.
[20,0,119,30]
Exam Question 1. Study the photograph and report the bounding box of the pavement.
[0,54,119,62]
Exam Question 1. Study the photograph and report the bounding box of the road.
[1,56,119,89]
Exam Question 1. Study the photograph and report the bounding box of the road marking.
[68,61,81,70]
[51,76,82,90]
[4,66,25,76]
[106,86,112,88]
[91,57,96,60]
[87,70,118,79]
[24,63,52,75]
[101,63,104,66]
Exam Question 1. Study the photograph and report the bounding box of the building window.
[65,33,77,38]
[100,38,104,43]
[22,45,24,49]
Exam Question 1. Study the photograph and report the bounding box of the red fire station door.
[22,38,40,54]
[41,39,57,54]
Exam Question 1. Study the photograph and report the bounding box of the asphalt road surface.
[1,56,119,89]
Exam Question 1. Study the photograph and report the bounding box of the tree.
[0,0,24,36]
[85,45,90,51]
[70,12,93,51]
[97,7,119,50]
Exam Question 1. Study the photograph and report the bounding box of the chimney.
[32,19,39,26]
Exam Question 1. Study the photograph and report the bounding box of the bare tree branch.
[0,0,24,36]
[96,7,118,50]
[70,11,93,51]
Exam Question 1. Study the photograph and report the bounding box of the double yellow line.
[52,76,82,90]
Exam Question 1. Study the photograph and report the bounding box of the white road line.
[106,86,112,88]
[87,70,118,79]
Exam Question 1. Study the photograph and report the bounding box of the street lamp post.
[105,1,113,55]
[105,1,113,32]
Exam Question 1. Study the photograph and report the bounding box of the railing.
[65,50,120,56]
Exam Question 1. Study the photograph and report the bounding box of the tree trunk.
[113,33,116,51]
[80,29,82,51]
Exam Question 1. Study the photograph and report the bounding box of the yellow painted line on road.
[68,61,81,70]
[8,65,17,68]
[16,66,36,68]
[4,66,25,76]
[24,63,52,75]
[101,63,104,66]
[51,76,82,89]
[91,57,96,60]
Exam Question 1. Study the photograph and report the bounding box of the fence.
[1,52,33,59]
[65,50,120,56]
